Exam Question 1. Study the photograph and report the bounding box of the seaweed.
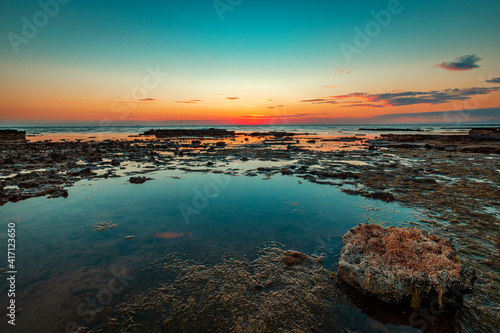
[86,243,340,333]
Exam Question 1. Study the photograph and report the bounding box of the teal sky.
[1,0,500,124]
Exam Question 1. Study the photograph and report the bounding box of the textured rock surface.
[141,128,235,138]
[129,176,152,184]
[0,130,26,141]
[338,224,474,306]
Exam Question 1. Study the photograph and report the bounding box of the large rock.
[0,130,26,141]
[140,128,235,138]
[338,224,474,307]
[468,127,500,137]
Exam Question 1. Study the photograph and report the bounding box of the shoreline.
[0,128,499,332]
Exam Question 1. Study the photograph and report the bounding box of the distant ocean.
[0,124,492,137]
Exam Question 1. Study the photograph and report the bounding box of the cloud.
[242,112,330,119]
[299,87,500,107]
[268,105,285,109]
[340,103,384,108]
[368,107,500,123]
[138,98,156,102]
[434,54,481,71]
[173,99,202,104]
[333,67,351,75]
[486,77,500,84]
[212,93,224,96]
[299,98,337,104]
[226,97,240,100]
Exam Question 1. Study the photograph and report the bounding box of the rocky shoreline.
[1,128,499,331]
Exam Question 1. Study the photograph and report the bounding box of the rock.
[365,191,395,202]
[280,168,294,175]
[141,129,235,138]
[49,152,66,162]
[0,130,26,141]
[67,167,93,177]
[306,139,316,144]
[282,250,318,267]
[338,224,475,307]
[215,141,226,147]
[129,176,152,184]
[47,188,68,199]
[468,128,500,137]
[125,236,134,239]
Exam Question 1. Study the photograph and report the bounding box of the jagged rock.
[468,128,500,137]
[67,167,93,176]
[129,176,152,184]
[0,130,26,141]
[215,141,226,147]
[282,250,318,267]
[338,224,475,307]
[365,191,395,202]
[141,128,235,138]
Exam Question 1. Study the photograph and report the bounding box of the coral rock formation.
[338,223,474,307]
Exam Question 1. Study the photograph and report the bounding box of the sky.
[1,0,500,125]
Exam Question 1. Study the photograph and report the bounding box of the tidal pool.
[1,168,435,333]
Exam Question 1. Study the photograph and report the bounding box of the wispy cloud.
[226,96,240,100]
[109,98,158,104]
[299,98,337,104]
[299,87,500,107]
[434,54,481,71]
[340,103,384,108]
[333,67,351,75]
[242,112,330,119]
[486,77,500,84]
[368,107,500,123]
[173,99,202,104]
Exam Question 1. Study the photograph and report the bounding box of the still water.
[0,168,433,332]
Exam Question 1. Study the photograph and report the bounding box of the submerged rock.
[282,250,317,267]
[129,176,152,184]
[338,224,474,307]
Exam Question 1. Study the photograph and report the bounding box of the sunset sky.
[1,0,500,125]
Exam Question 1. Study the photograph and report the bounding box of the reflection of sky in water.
[0,170,421,332]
